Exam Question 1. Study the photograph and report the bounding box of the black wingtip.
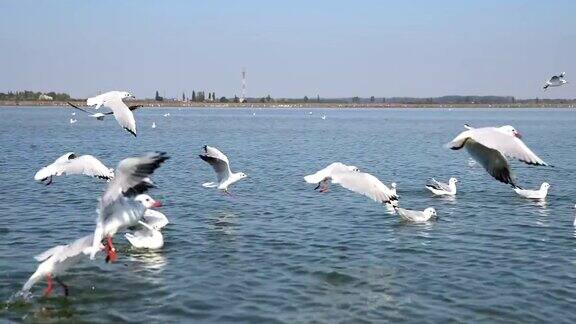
[125,128,137,137]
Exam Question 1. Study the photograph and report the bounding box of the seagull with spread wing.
[34,152,114,185]
[91,152,169,263]
[22,234,104,297]
[67,101,142,121]
[304,162,398,206]
[199,145,247,193]
[447,125,548,187]
[543,72,567,90]
[86,91,138,136]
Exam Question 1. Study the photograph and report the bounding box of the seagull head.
[237,172,248,179]
[449,178,458,185]
[121,91,135,99]
[391,182,397,189]
[499,125,522,139]
[424,207,437,219]
[348,165,360,172]
[134,194,162,209]
[541,182,550,190]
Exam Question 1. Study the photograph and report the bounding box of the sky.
[1,0,575,99]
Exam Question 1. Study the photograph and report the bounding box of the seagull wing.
[470,128,547,166]
[103,104,142,115]
[332,171,397,204]
[67,102,96,115]
[304,162,353,184]
[104,98,137,137]
[465,138,516,186]
[199,146,231,183]
[428,178,451,192]
[396,208,422,222]
[61,155,114,180]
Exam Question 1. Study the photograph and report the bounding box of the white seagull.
[67,101,141,122]
[69,118,77,124]
[152,122,157,129]
[22,234,104,297]
[514,182,550,200]
[304,162,398,206]
[543,72,567,90]
[135,194,168,229]
[86,91,138,136]
[447,125,548,187]
[34,152,114,185]
[389,182,397,196]
[125,221,164,249]
[426,177,458,196]
[199,146,247,192]
[396,207,437,223]
[91,152,169,263]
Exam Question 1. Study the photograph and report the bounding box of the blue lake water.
[1,107,576,323]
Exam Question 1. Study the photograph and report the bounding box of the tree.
[370,96,375,103]
[182,92,186,101]
[212,92,216,100]
[317,94,320,103]
[219,96,228,103]
[266,94,272,102]
[352,96,360,103]
[192,91,196,102]
[304,96,309,102]
[233,95,239,103]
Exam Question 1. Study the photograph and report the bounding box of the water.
[1,107,576,323]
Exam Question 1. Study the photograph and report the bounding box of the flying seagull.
[91,152,169,262]
[199,145,247,192]
[304,162,398,206]
[447,125,547,187]
[67,101,142,121]
[34,152,114,185]
[425,177,458,196]
[543,72,567,90]
[22,234,103,297]
[86,91,138,136]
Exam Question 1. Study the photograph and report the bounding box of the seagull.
[152,122,156,129]
[304,162,398,206]
[68,101,142,122]
[543,72,567,90]
[91,152,169,263]
[22,234,103,297]
[447,125,548,187]
[125,220,164,249]
[426,178,458,196]
[321,115,327,120]
[395,207,437,223]
[514,182,550,200]
[135,194,168,229]
[34,152,114,185]
[163,113,170,117]
[199,146,247,193]
[86,91,138,136]
[69,118,77,124]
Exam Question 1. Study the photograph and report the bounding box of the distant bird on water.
[426,177,458,196]
[395,206,437,223]
[514,182,550,200]
[447,125,548,187]
[34,152,114,185]
[86,91,138,136]
[543,72,567,90]
[200,146,247,193]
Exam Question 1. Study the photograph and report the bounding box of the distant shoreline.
[0,100,574,109]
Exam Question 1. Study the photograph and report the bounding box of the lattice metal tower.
[240,68,247,103]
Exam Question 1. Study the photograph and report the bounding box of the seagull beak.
[515,132,522,139]
[151,200,162,208]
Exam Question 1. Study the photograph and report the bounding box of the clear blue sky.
[1,0,575,99]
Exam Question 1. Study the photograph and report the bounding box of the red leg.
[43,274,53,297]
[105,236,118,263]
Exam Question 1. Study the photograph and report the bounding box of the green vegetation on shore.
[0,91,71,101]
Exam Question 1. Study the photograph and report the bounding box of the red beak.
[151,200,162,208]
[515,132,522,139]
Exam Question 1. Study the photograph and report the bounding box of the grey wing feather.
[470,128,547,166]
[332,172,396,204]
[465,139,516,186]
